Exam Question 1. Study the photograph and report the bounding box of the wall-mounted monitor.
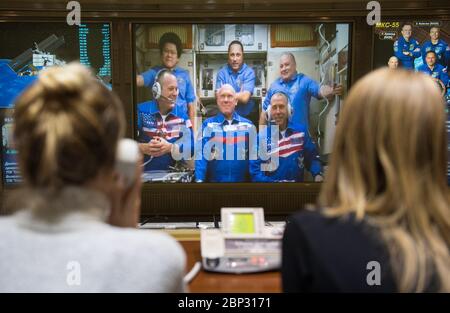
[133,23,351,185]
[0,22,112,186]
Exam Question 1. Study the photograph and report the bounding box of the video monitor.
[372,19,450,184]
[0,22,112,186]
[133,23,351,184]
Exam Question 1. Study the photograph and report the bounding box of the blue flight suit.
[216,63,256,117]
[250,122,322,182]
[140,66,196,117]
[418,63,449,86]
[263,73,320,131]
[195,112,256,182]
[137,100,193,171]
[394,36,421,69]
[421,39,450,67]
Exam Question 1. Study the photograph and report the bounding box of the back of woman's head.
[319,68,450,292]
[13,63,125,189]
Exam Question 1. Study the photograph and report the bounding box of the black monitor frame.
[130,19,354,221]
[1,2,449,221]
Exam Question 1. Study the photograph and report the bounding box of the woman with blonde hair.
[0,63,186,292]
[282,68,450,292]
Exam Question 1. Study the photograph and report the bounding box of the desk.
[180,241,282,293]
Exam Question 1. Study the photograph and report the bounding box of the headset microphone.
[159,95,176,104]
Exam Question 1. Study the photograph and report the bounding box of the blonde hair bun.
[13,62,124,189]
[38,63,95,104]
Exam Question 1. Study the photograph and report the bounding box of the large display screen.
[372,19,450,184]
[0,22,112,186]
[134,23,351,183]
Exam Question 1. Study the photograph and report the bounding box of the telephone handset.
[201,208,283,274]
[115,138,140,187]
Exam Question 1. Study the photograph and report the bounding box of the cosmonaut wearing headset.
[250,91,324,182]
[137,69,193,171]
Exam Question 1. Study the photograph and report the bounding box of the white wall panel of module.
[336,24,349,57]
[196,24,268,52]
[199,61,221,98]
[320,24,349,155]
[248,59,266,98]
[321,24,350,156]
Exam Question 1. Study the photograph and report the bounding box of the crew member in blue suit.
[418,51,449,89]
[215,40,256,123]
[387,56,399,69]
[137,69,193,172]
[421,27,450,68]
[251,92,323,182]
[136,32,196,128]
[393,23,421,70]
[260,52,341,131]
[195,84,257,182]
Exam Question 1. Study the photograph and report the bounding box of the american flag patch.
[141,112,189,139]
[269,132,304,158]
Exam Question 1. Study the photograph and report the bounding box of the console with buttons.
[200,208,283,274]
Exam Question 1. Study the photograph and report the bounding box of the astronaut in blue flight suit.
[215,40,256,122]
[259,52,341,131]
[136,32,196,127]
[195,84,257,183]
[393,23,421,70]
[387,56,399,69]
[251,92,323,183]
[421,27,450,68]
[418,50,449,90]
[137,70,193,172]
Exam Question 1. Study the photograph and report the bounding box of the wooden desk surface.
[180,241,282,293]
